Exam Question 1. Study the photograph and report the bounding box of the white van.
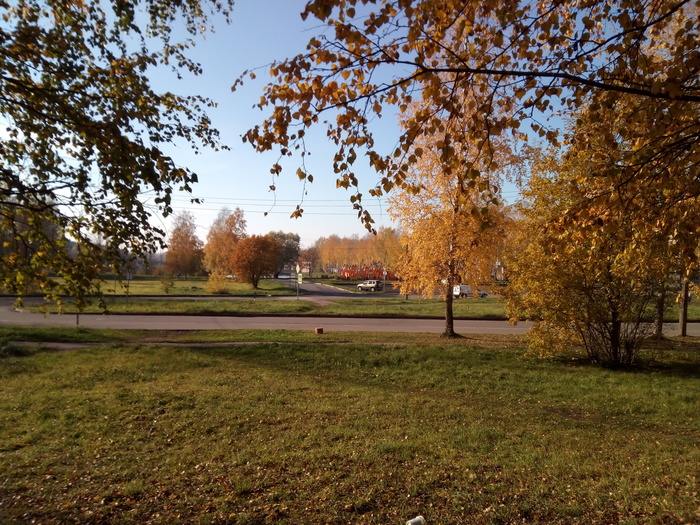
[453,285,487,298]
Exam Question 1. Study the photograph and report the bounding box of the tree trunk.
[444,288,456,337]
[679,278,690,337]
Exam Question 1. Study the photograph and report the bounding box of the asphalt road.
[0,304,530,334]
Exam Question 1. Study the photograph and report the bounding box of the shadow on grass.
[549,337,700,378]
[0,342,32,358]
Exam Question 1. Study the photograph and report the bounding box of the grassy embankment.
[0,327,698,524]
[25,295,700,322]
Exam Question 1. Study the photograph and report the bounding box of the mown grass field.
[38,297,507,319]
[1,329,698,524]
[100,276,295,297]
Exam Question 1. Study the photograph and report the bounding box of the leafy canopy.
[389,101,511,336]
[239,0,699,232]
[505,146,675,367]
[203,207,247,274]
[165,211,203,278]
[231,234,282,289]
[0,0,231,306]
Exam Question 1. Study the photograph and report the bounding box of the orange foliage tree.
[505,144,680,367]
[165,211,203,278]
[314,230,401,277]
[203,208,247,275]
[230,234,283,289]
[388,103,512,336]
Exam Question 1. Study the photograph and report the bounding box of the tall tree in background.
[203,207,247,274]
[313,232,400,274]
[389,113,510,336]
[268,231,300,277]
[299,246,319,274]
[230,234,282,289]
[315,235,344,271]
[165,212,203,278]
[240,0,699,251]
[371,226,402,274]
[0,0,231,305]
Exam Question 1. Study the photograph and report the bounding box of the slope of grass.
[0,334,698,524]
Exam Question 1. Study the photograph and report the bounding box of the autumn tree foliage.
[299,246,319,274]
[165,212,203,278]
[239,0,700,251]
[203,208,247,274]
[0,0,230,304]
[505,148,676,367]
[1,198,61,292]
[388,114,510,337]
[314,230,401,274]
[268,231,301,277]
[230,234,283,289]
[315,235,349,271]
[370,227,402,272]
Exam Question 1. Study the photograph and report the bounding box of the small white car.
[357,280,383,292]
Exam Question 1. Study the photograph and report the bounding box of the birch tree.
[203,208,247,274]
[389,120,510,337]
[505,147,675,367]
[240,0,699,256]
[1,0,231,305]
[165,211,203,278]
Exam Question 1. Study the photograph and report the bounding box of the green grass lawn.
[14,274,700,322]
[1,330,698,524]
[319,297,507,318]
[40,276,297,297]
[28,296,510,318]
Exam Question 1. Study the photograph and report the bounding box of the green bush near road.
[0,330,698,524]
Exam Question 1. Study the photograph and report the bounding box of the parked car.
[357,280,383,292]
[453,284,487,298]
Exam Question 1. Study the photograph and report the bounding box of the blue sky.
[154,0,400,248]
[154,0,522,248]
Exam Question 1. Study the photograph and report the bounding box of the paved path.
[0,306,531,334]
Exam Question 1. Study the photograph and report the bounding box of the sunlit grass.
[0,326,525,347]
[43,276,296,297]
[0,332,698,523]
[26,296,510,318]
[319,297,506,318]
